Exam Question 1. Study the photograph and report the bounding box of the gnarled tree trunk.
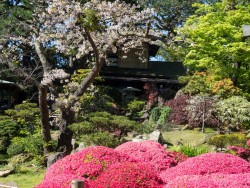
[38,84,53,154]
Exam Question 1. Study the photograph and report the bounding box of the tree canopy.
[180,0,250,96]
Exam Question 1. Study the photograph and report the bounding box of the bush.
[165,173,250,188]
[126,99,145,114]
[90,162,164,188]
[170,145,208,157]
[70,112,138,147]
[78,85,121,114]
[228,146,250,162]
[7,130,43,157]
[44,146,135,181]
[216,96,250,130]
[159,153,250,183]
[165,95,189,125]
[227,138,250,162]
[208,133,247,148]
[0,120,19,151]
[149,106,172,125]
[115,140,177,172]
[79,132,120,148]
[149,107,161,123]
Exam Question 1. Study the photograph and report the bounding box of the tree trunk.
[56,108,74,155]
[38,84,53,154]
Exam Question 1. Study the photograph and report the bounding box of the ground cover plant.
[36,140,250,188]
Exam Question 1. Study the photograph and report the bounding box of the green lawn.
[163,128,217,147]
[0,166,45,188]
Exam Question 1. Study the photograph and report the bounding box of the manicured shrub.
[149,107,161,123]
[149,106,172,125]
[216,96,250,130]
[90,162,164,188]
[127,99,145,114]
[35,174,88,188]
[0,119,19,151]
[208,133,247,148]
[79,132,120,148]
[115,141,177,172]
[165,95,189,125]
[165,173,250,188]
[70,112,138,147]
[44,146,135,181]
[159,153,250,183]
[7,129,43,157]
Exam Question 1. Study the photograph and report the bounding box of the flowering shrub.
[160,153,250,183]
[228,146,250,161]
[165,173,250,188]
[44,146,135,181]
[115,140,177,172]
[35,174,88,188]
[90,162,164,188]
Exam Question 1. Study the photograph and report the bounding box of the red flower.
[45,146,135,181]
[165,173,250,188]
[115,141,177,173]
[160,153,250,183]
[89,162,164,188]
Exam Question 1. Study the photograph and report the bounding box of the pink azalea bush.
[115,140,177,172]
[165,173,250,188]
[44,146,135,181]
[37,140,250,187]
[89,162,164,188]
[35,174,88,188]
[160,152,250,183]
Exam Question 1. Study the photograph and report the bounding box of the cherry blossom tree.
[35,0,161,153]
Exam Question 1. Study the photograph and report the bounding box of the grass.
[163,129,207,146]
[0,165,45,188]
[169,144,210,157]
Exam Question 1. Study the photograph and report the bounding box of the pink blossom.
[115,140,177,172]
[160,153,250,183]
[165,173,250,188]
[45,146,135,181]
[89,162,164,188]
[35,174,88,188]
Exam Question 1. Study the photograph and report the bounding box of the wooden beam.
[102,76,180,84]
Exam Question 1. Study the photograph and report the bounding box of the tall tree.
[0,0,57,154]
[37,0,161,153]
[1,0,161,154]
[179,0,250,96]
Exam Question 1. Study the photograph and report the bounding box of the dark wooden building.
[101,44,186,90]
